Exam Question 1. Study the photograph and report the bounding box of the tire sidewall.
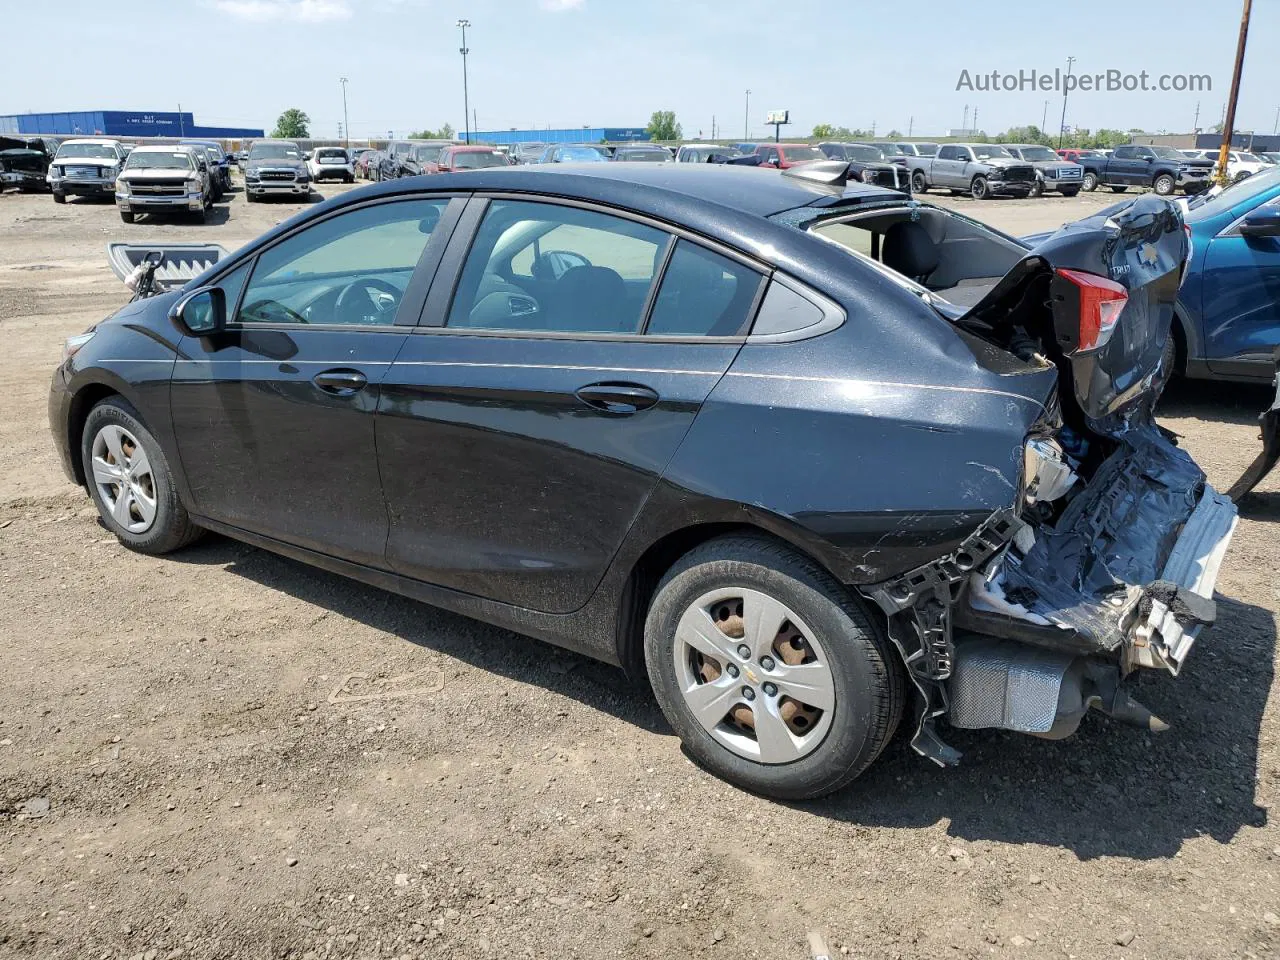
[971,176,988,200]
[1153,174,1175,196]
[644,550,895,800]
[911,170,927,193]
[81,399,191,554]
[1082,172,1098,192]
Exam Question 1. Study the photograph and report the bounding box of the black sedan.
[49,163,1244,799]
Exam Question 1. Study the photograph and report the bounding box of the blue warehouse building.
[0,110,262,139]
[471,127,650,145]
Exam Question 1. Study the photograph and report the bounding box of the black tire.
[245,190,257,203]
[1110,185,1128,193]
[1159,328,1178,381]
[1081,171,1099,192]
[1060,187,1080,198]
[119,210,135,224]
[53,191,66,204]
[1152,173,1176,196]
[80,397,202,555]
[911,170,928,193]
[970,176,989,200]
[643,535,905,801]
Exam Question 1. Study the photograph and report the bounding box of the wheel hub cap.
[675,587,836,765]
[91,424,157,535]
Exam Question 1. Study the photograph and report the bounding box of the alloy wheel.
[673,587,835,765]
[91,424,158,534]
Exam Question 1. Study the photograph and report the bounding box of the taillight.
[1054,267,1128,352]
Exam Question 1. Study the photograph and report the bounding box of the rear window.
[781,146,826,163]
[317,149,347,160]
[451,150,507,169]
[646,241,762,336]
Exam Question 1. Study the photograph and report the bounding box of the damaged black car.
[47,164,1274,800]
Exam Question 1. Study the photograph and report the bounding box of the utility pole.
[178,103,184,136]
[972,107,979,134]
[744,90,750,140]
[457,19,472,144]
[1041,99,1049,132]
[907,116,913,137]
[1057,55,1076,149]
[712,114,716,140]
[339,77,349,148]
[962,104,969,131]
[1273,105,1279,135]
[1217,0,1252,185]
[1193,100,1201,131]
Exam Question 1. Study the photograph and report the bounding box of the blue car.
[1175,168,1280,383]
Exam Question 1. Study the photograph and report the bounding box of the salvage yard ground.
[0,180,1278,960]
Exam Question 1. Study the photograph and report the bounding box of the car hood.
[1179,158,1215,171]
[980,158,1030,169]
[956,193,1188,433]
[51,157,116,168]
[1025,159,1082,171]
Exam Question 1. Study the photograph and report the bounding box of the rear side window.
[938,146,956,160]
[646,241,762,337]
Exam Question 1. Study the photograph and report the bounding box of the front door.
[377,198,766,613]
[169,196,450,566]
[1201,197,1280,378]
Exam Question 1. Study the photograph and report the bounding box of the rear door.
[377,196,766,613]
[169,195,456,566]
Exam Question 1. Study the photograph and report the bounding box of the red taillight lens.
[1055,267,1128,352]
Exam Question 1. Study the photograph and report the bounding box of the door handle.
[575,382,660,415]
[312,368,368,396]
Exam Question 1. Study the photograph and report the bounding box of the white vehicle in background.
[306,146,354,183]
[46,138,126,203]
[1196,149,1268,182]
[114,145,212,224]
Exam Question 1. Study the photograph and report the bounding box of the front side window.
[646,241,762,337]
[938,146,957,160]
[448,200,667,334]
[236,199,446,327]
[1113,146,1136,159]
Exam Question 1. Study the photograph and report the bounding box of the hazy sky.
[3,0,1275,140]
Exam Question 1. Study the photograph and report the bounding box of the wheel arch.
[612,519,856,681]
[64,373,137,486]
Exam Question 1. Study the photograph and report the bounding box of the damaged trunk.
[864,194,1245,764]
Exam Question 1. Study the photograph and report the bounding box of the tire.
[911,170,928,193]
[1081,171,1099,192]
[53,191,66,204]
[192,205,207,224]
[119,210,135,224]
[1159,330,1178,382]
[643,535,905,801]
[1060,187,1080,198]
[1110,185,1128,193]
[1153,173,1176,196]
[80,397,202,555]
[970,176,989,200]
[245,190,257,203]
[1029,179,1044,199]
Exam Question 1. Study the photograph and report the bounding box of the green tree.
[885,129,903,139]
[812,122,836,139]
[272,108,311,139]
[411,123,456,139]
[997,125,1052,145]
[646,110,682,142]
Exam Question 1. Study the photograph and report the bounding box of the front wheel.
[1059,187,1080,198]
[119,210,135,224]
[644,536,904,800]
[1153,173,1176,196]
[1110,185,1128,193]
[53,191,66,204]
[1081,172,1099,192]
[1029,179,1044,198]
[81,398,202,554]
[970,176,989,200]
[911,170,928,193]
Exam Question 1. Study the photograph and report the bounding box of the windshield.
[894,143,918,156]
[616,149,668,162]
[558,146,607,162]
[871,143,904,156]
[973,145,1013,159]
[914,142,939,156]
[56,143,116,160]
[844,145,884,162]
[250,143,301,160]
[782,145,826,163]
[1186,166,1280,217]
[413,145,444,163]
[124,151,193,171]
[517,144,546,157]
[1018,146,1057,161]
[1150,146,1185,160]
[451,150,507,169]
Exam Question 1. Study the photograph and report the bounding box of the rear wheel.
[1153,173,1176,196]
[81,398,202,555]
[911,170,928,193]
[1081,171,1099,192]
[644,535,904,800]
[970,176,989,200]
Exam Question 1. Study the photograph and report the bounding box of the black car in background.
[180,140,233,197]
[510,142,549,164]
[816,142,906,188]
[612,144,671,162]
[49,165,1247,800]
[376,140,452,180]
[0,135,58,191]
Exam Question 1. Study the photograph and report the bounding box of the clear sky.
[3,0,1276,141]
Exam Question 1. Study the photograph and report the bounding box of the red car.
[1057,148,1102,162]
[754,143,828,169]
[436,145,511,172]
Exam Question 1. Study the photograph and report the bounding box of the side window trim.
[638,234,678,334]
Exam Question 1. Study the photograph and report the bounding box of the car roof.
[446,144,501,152]
[253,139,300,146]
[132,144,198,154]
[60,138,120,146]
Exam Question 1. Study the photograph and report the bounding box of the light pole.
[1057,56,1076,150]
[339,76,349,148]
[457,19,471,144]
[744,89,750,140]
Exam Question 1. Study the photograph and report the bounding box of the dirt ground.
[1,178,1277,960]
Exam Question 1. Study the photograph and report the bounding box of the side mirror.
[170,286,226,337]
[1240,208,1280,239]
[1144,156,1154,162]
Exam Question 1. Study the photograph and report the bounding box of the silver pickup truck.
[907,143,1037,199]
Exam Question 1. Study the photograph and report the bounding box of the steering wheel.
[333,277,403,325]
[242,298,309,325]
[530,250,592,282]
